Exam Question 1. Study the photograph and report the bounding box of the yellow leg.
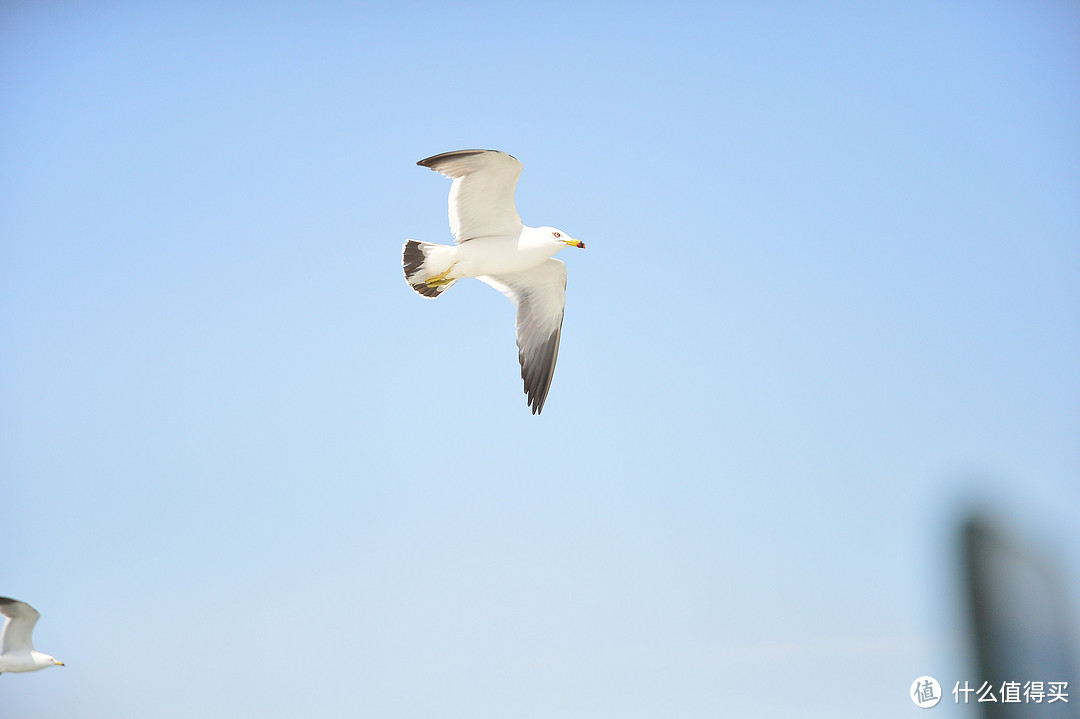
[425,263,458,287]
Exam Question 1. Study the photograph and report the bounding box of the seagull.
[0,597,64,675]
[403,149,585,414]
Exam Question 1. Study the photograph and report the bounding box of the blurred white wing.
[0,598,40,655]
[478,259,567,414]
[417,149,523,243]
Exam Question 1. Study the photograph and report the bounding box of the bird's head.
[34,652,64,668]
[543,227,585,250]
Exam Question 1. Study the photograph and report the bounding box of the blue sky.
[2,1,1078,716]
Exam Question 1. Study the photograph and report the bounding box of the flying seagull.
[403,149,585,414]
[0,597,64,675]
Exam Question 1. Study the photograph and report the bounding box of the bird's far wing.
[417,149,524,243]
[478,259,568,414]
[0,598,40,654]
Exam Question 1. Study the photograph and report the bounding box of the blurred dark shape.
[963,514,1079,718]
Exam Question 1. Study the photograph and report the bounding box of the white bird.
[0,597,64,675]
[403,149,585,414]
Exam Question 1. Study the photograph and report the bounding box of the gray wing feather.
[417,149,524,243]
[478,259,568,414]
[0,597,40,654]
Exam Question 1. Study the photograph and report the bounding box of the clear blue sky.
[2,2,1077,716]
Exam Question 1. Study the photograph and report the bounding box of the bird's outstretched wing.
[478,259,568,414]
[0,597,40,655]
[417,149,523,243]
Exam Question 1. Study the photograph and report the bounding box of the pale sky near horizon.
[2,2,1078,717]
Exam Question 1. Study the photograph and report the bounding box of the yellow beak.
[563,238,586,249]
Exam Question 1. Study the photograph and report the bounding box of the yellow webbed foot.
[425,263,458,287]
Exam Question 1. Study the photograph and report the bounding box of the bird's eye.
[553,231,561,238]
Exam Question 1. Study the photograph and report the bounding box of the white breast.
[453,232,558,277]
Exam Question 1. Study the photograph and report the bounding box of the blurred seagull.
[403,149,585,414]
[0,597,64,675]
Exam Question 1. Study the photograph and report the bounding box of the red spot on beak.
[576,241,586,249]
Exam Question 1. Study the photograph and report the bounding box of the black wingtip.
[417,149,486,168]
[417,149,517,168]
[520,330,560,416]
